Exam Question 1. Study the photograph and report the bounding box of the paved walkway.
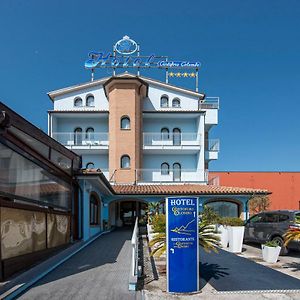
[18,229,140,300]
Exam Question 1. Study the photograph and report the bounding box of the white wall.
[55,117,108,133]
[143,117,198,133]
[144,84,199,111]
[53,85,108,111]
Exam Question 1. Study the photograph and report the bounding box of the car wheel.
[271,236,289,256]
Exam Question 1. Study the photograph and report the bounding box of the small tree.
[201,206,220,224]
[249,195,270,214]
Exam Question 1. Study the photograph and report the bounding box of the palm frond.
[283,229,300,246]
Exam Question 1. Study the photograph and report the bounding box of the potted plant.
[217,217,230,248]
[261,240,281,263]
[227,217,245,253]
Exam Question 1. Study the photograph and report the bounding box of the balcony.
[143,132,201,154]
[205,139,220,161]
[199,97,219,109]
[52,132,109,153]
[135,169,208,184]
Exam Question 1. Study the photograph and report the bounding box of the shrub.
[219,217,244,226]
[201,206,220,225]
[152,214,166,233]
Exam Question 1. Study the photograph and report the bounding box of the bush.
[152,214,166,233]
[219,217,244,226]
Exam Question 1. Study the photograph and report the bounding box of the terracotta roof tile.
[112,184,270,195]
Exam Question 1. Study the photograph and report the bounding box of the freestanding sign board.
[166,197,199,293]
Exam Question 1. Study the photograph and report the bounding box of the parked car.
[244,210,300,255]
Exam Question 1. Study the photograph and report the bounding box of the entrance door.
[120,201,148,226]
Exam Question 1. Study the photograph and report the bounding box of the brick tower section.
[104,77,148,184]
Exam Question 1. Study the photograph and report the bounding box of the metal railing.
[52,132,109,147]
[131,217,139,278]
[199,97,219,109]
[143,132,201,147]
[135,169,208,183]
[205,139,220,151]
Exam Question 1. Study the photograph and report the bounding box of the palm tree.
[283,216,300,246]
[149,221,220,257]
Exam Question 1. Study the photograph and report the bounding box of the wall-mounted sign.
[166,197,199,293]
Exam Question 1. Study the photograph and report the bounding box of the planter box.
[261,245,281,263]
[217,225,229,248]
[228,226,244,253]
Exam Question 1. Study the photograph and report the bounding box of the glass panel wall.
[206,201,239,217]
[0,142,71,210]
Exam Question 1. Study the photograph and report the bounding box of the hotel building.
[47,72,268,240]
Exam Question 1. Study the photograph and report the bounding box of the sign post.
[166,197,199,293]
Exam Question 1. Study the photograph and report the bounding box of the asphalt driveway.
[200,247,300,292]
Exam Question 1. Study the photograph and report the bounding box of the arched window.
[173,128,181,145]
[161,127,169,141]
[86,94,95,107]
[74,97,83,107]
[161,163,170,175]
[74,127,82,145]
[90,194,100,225]
[205,201,239,218]
[120,116,130,129]
[173,163,181,182]
[86,127,94,140]
[172,98,181,108]
[160,95,169,108]
[121,155,130,168]
[86,162,95,169]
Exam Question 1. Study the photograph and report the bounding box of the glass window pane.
[0,142,71,210]
[74,98,83,107]
[161,96,168,108]
[206,201,239,218]
[86,95,95,107]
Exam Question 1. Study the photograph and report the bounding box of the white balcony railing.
[52,132,109,147]
[135,169,208,183]
[143,132,201,147]
[200,97,219,109]
[205,139,220,151]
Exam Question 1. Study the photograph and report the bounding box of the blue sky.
[1,1,299,171]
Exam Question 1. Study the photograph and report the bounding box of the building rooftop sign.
[84,35,201,90]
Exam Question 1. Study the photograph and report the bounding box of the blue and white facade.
[48,73,219,185]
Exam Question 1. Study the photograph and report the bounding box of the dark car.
[244,210,300,255]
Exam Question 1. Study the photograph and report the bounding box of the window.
[264,213,279,223]
[121,155,130,168]
[173,128,181,145]
[86,127,94,140]
[249,213,264,223]
[74,127,82,145]
[90,194,100,225]
[86,162,95,169]
[172,98,180,108]
[121,116,130,129]
[161,127,169,141]
[206,201,239,218]
[173,163,181,181]
[86,94,95,107]
[278,214,290,222]
[160,95,169,108]
[74,97,83,107]
[161,163,170,175]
